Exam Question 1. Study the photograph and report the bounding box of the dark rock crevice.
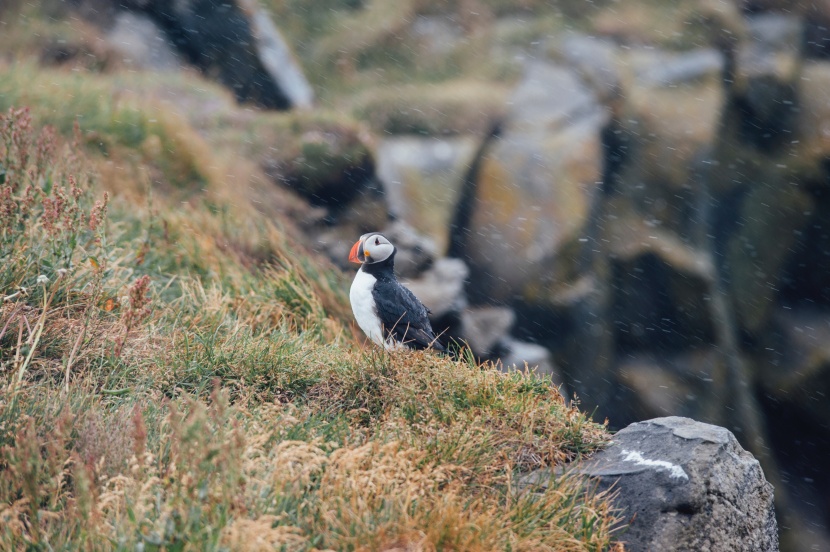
[778,187,830,309]
[446,120,502,274]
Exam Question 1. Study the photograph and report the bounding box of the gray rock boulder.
[139,0,313,109]
[375,136,480,254]
[604,203,718,350]
[608,48,724,238]
[756,309,830,425]
[457,307,564,387]
[566,417,777,551]
[460,306,515,357]
[550,33,620,103]
[615,349,726,425]
[106,11,182,71]
[462,61,607,304]
[798,61,830,162]
[725,182,814,334]
[401,257,468,319]
[632,48,724,88]
[410,15,465,58]
[737,0,830,58]
[708,15,822,336]
[381,221,439,279]
[730,14,802,153]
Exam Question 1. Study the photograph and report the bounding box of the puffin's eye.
[375,237,380,246]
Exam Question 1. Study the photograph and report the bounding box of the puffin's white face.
[349,233,395,265]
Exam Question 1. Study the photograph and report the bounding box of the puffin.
[349,232,445,351]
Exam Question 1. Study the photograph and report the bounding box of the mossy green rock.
[260,117,376,207]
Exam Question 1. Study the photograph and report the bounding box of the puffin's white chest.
[350,269,385,347]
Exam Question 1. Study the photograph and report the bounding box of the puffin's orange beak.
[348,239,363,264]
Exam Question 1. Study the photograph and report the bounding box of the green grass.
[0,104,620,550]
[0,63,210,192]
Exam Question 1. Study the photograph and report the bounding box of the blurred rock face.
[462,61,606,304]
[356,7,829,549]
[376,136,478,253]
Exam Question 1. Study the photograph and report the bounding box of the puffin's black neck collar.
[361,250,396,278]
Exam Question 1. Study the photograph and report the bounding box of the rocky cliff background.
[2,0,828,549]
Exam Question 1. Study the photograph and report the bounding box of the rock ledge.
[525,417,778,551]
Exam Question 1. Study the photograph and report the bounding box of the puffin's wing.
[372,281,445,351]
[396,286,447,351]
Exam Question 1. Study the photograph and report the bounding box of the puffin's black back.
[362,253,445,351]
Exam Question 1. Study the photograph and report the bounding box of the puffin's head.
[349,233,395,265]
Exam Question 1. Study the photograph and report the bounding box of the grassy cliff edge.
[0,78,619,551]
